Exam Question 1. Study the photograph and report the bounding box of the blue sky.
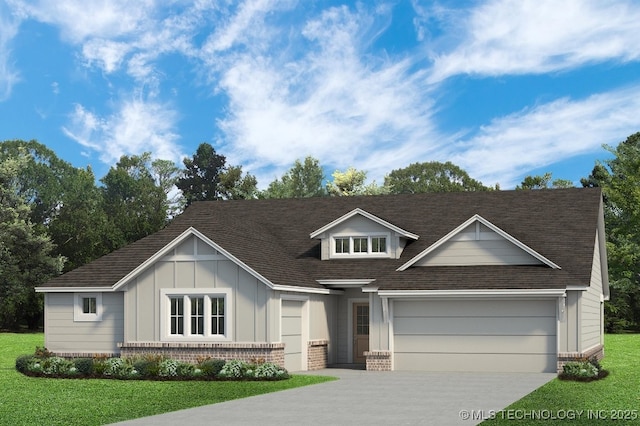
[1,0,639,189]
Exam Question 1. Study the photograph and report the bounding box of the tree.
[0,140,107,271]
[0,152,64,329]
[385,161,490,193]
[263,156,326,198]
[176,143,257,205]
[101,153,168,251]
[326,167,390,196]
[582,132,640,331]
[151,158,184,218]
[516,172,574,190]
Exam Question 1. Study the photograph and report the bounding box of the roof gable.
[397,214,561,271]
[309,208,419,240]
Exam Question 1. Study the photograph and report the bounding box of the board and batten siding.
[392,299,557,372]
[416,223,542,267]
[123,235,275,343]
[581,231,604,350]
[44,292,124,354]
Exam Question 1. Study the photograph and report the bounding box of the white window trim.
[74,293,103,322]
[160,288,232,342]
[330,232,391,258]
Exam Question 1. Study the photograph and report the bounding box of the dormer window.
[332,234,389,257]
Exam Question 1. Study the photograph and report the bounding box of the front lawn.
[482,334,640,425]
[0,333,336,426]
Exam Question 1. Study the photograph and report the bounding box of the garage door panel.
[394,316,555,336]
[395,300,555,317]
[394,334,556,354]
[394,353,556,373]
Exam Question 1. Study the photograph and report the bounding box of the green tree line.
[1,134,639,332]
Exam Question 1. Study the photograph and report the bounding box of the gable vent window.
[161,289,232,341]
[331,234,390,257]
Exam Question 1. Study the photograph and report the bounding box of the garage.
[393,299,557,373]
[281,299,305,371]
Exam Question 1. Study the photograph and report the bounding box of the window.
[161,289,232,341]
[331,234,389,257]
[371,237,386,253]
[335,237,350,254]
[74,293,103,322]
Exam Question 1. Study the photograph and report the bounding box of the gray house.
[36,188,609,373]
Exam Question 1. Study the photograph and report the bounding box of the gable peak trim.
[309,208,419,240]
[396,214,561,271]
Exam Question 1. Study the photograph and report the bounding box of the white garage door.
[393,299,557,373]
[282,300,304,371]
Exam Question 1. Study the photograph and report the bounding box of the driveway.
[111,368,555,426]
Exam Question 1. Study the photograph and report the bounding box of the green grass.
[0,333,336,426]
[482,334,640,425]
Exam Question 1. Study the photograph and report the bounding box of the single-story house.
[36,188,609,373]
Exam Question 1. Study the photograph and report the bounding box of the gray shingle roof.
[41,188,603,291]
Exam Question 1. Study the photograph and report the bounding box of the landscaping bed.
[16,346,289,381]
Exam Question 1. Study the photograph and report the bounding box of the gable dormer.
[398,214,561,270]
[310,208,419,260]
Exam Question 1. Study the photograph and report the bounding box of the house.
[36,188,609,373]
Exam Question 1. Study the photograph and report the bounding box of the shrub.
[254,362,289,380]
[559,357,608,381]
[158,359,179,377]
[218,360,249,379]
[198,358,225,377]
[132,359,160,378]
[103,357,134,378]
[74,358,94,375]
[16,355,36,373]
[42,357,75,375]
[34,346,53,359]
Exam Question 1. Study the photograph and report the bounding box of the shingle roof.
[41,188,603,291]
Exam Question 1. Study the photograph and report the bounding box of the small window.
[170,297,184,335]
[335,238,350,254]
[211,297,225,335]
[191,297,205,335]
[82,297,97,314]
[74,293,103,322]
[353,237,368,253]
[371,237,386,253]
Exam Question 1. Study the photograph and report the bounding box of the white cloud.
[425,0,640,82]
[0,3,21,101]
[62,99,182,165]
[216,6,442,186]
[450,86,640,187]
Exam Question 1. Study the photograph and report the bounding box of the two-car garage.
[392,299,557,373]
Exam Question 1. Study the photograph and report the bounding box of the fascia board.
[309,208,419,240]
[397,214,561,271]
[35,286,113,293]
[377,289,567,298]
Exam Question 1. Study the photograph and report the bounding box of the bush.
[254,362,289,380]
[218,360,249,379]
[16,354,36,373]
[74,358,94,375]
[103,357,135,378]
[132,359,159,378]
[41,357,75,375]
[198,358,226,377]
[559,357,608,382]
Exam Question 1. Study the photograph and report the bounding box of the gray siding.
[45,292,124,353]
[369,292,390,351]
[581,231,604,350]
[416,238,542,267]
[124,235,274,343]
[392,299,557,372]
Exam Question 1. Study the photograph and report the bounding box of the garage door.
[282,300,304,371]
[393,299,556,372]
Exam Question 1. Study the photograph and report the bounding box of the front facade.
[37,188,609,373]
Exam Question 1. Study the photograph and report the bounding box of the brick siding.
[557,344,604,373]
[364,350,392,371]
[117,342,285,368]
[307,339,328,370]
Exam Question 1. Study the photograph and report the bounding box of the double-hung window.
[161,289,232,341]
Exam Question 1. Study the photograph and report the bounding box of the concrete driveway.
[111,368,555,426]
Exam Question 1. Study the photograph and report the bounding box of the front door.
[353,303,369,364]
